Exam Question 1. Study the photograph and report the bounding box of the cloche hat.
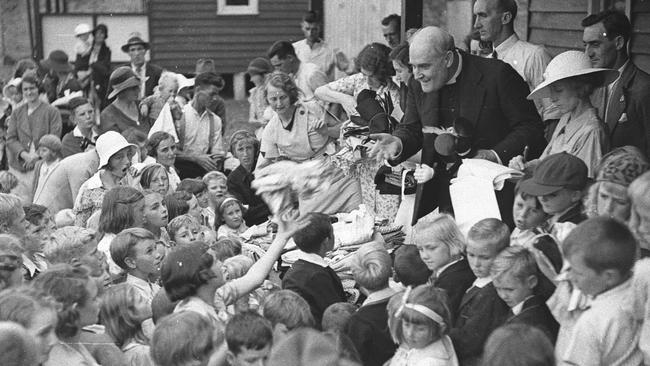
[107,66,141,99]
[95,131,136,169]
[528,50,619,100]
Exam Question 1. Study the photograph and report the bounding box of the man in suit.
[583,10,650,158]
[32,149,98,214]
[121,35,162,99]
[370,26,545,221]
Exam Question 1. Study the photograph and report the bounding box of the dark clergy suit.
[432,258,476,324]
[343,298,397,366]
[591,62,650,158]
[227,164,272,226]
[450,282,510,366]
[282,259,346,326]
[505,295,559,344]
[391,51,545,220]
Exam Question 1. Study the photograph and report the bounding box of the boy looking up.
[557,217,642,365]
[450,218,510,365]
[281,212,346,325]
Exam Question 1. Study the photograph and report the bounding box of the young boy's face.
[37,146,57,162]
[538,188,580,215]
[227,345,271,366]
[466,239,499,278]
[195,190,210,209]
[513,193,548,231]
[493,272,535,308]
[566,251,611,296]
[415,240,452,273]
[174,224,200,246]
[207,179,227,203]
[130,238,163,278]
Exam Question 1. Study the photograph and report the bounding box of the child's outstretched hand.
[276,209,310,239]
[508,155,526,171]
[413,163,434,183]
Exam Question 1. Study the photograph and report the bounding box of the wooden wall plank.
[529,12,586,31]
[528,29,585,49]
[529,0,588,13]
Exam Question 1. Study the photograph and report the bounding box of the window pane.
[226,0,249,5]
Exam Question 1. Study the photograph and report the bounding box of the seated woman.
[145,132,181,191]
[100,67,149,134]
[226,130,271,226]
[314,43,403,221]
[73,131,137,227]
[258,72,361,215]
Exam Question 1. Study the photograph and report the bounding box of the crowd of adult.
[1,2,650,366]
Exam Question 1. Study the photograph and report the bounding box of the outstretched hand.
[276,209,310,239]
[368,133,401,162]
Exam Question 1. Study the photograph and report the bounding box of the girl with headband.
[215,195,248,240]
[388,285,459,366]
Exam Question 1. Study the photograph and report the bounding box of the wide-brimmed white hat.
[528,50,619,100]
[96,131,136,169]
[74,23,93,36]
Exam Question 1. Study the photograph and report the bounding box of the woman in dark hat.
[100,67,149,134]
[74,23,112,109]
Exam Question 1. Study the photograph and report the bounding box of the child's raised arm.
[217,213,307,305]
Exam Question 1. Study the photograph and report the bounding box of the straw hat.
[41,50,72,73]
[95,131,136,169]
[107,66,141,99]
[74,23,93,36]
[527,50,619,100]
[121,35,150,53]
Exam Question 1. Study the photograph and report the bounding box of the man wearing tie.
[121,35,162,99]
[583,10,650,158]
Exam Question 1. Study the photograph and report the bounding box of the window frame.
[216,0,259,15]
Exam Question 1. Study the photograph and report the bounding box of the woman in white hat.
[509,51,619,177]
[73,131,137,227]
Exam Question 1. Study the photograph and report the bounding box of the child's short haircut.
[22,204,48,226]
[110,228,156,271]
[467,218,510,252]
[203,171,227,185]
[167,214,200,239]
[211,237,243,261]
[223,255,254,280]
[177,178,207,196]
[411,213,465,256]
[0,194,23,229]
[321,302,356,333]
[160,243,222,302]
[267,327,343,366]
[151,311,216,366]
[261,290,315,330]
[43,226,96,264]
[490,246,538,281]
[393,245,431,287]
[0,171,18,194]
[564,217,637,275]
[226,311,273,355]
[351,242,391,291]
[164,191,192,221]
[391,285,451,345]
[482,323,555,366]
[292,213,332,254]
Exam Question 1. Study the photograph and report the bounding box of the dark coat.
[556,202,587,225]
[75,44,112,101]
[343,299,397,366]
[227,165,272,226]
[505,295,559,344]
[433,258,476,323]
[391,51,545,219]
[282,260,346,325]
[450,282,510,365]
[591,62,650,158]
[144,63,163,98]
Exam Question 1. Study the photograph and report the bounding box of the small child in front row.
[555,217,643,365]
[449,218,510,366]
[281,212,346,326]
[215,196,248,239]
[490,246,559,343]
[100,283,155,366]
[225,311,273,366]
[389,285,459,366]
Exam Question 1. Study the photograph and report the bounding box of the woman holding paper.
[258,71,361,214]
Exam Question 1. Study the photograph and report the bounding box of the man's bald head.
[409,27,456,93]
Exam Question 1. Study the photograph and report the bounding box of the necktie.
[492,49,498,59]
